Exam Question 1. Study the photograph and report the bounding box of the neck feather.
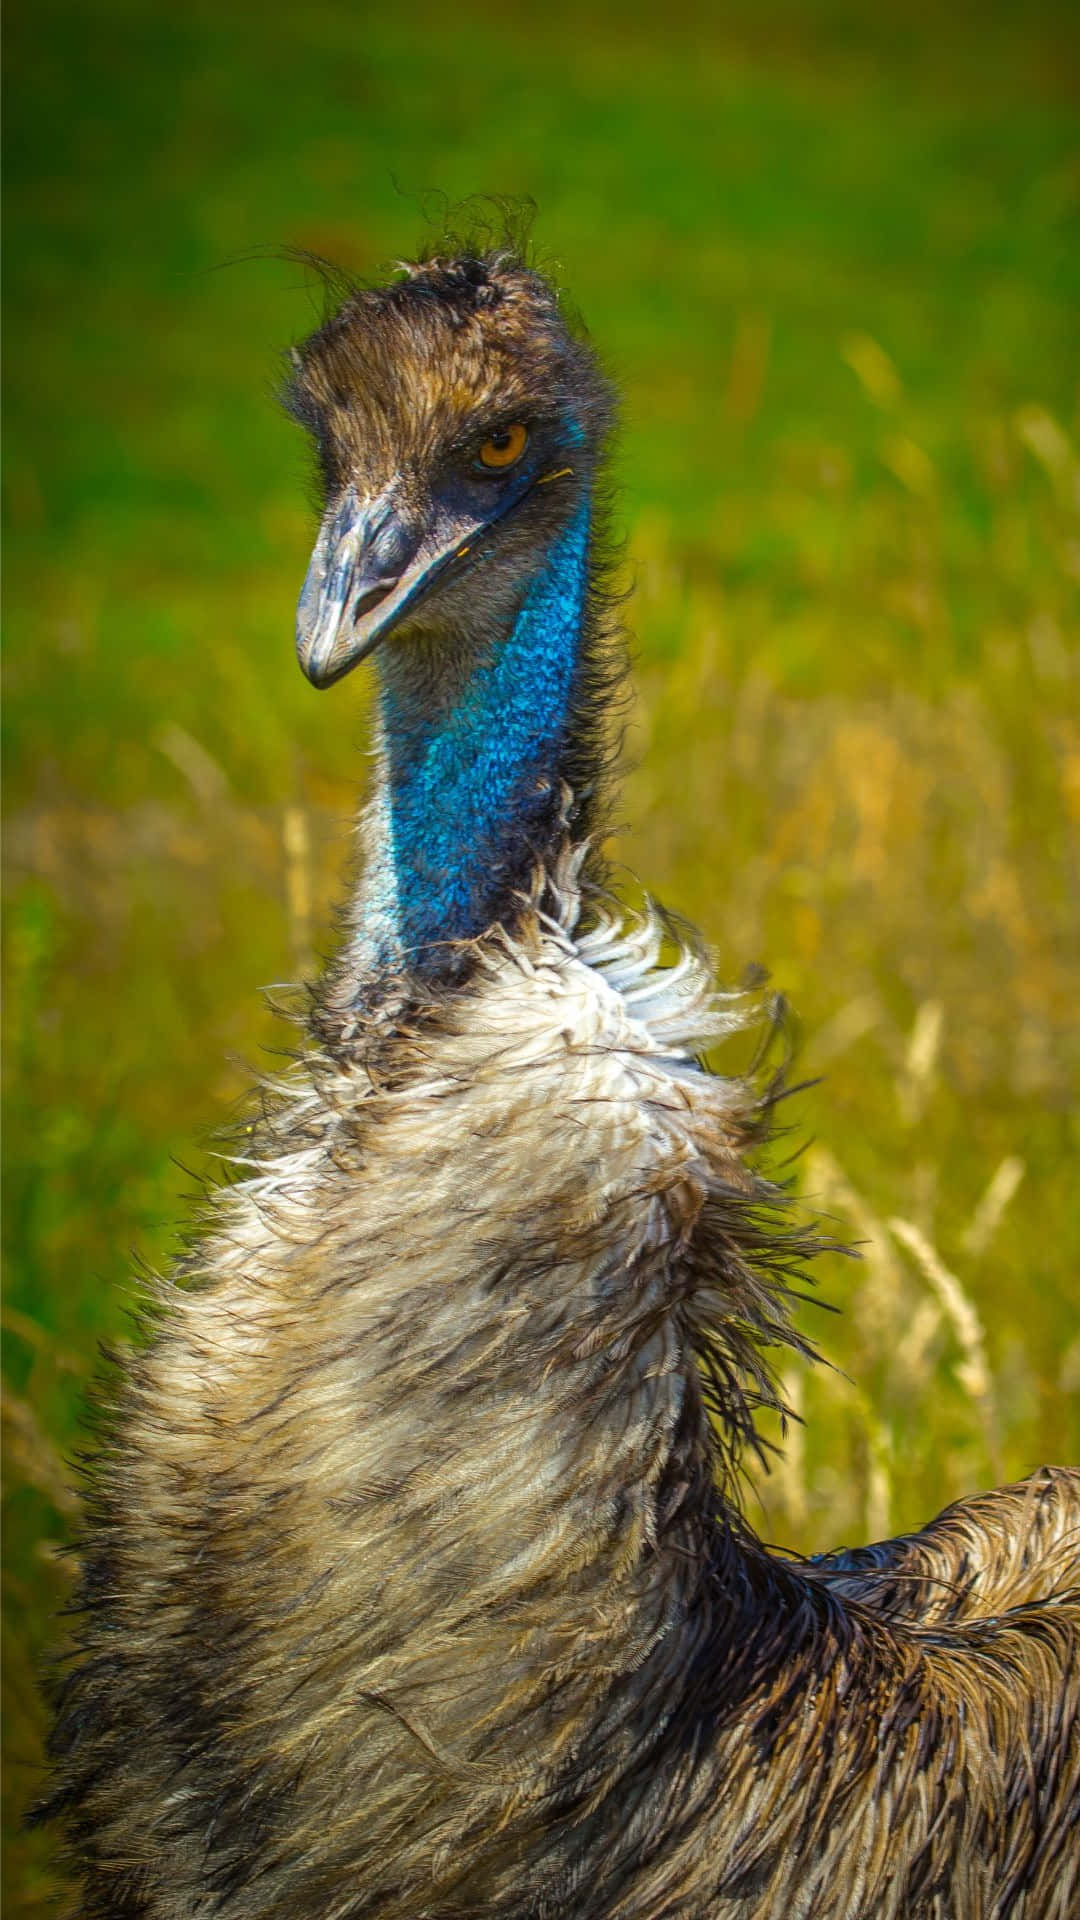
[357,494,594,974]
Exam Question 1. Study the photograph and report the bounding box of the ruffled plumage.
[41,234,1080,1920]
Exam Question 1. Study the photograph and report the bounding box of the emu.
[45,238,1078,1919]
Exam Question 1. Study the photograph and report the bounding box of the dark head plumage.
[283,245,615,690]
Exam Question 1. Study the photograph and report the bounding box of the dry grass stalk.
[771,1364,808,1534]
[804,1144,904,1340]
[888,1216,1000,1471]
[962,1155,1025,1257]
[155,723,231,808]
[818,1369,894,1543]
[1,1391,80,1518]
[805,993,880,1068]
[1,1305,86,1376]
[892,1296,945,1392]
[897,998,944,1127]
[864,1411,893,1542]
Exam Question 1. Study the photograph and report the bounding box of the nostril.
[347,509,420,626]
[353,579,398,622]
[370,517,419,578]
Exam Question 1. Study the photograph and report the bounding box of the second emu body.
[47,241,1078,1918]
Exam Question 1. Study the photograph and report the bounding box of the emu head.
[286,251,614,689]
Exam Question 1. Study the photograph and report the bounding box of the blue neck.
[361,494,592,972]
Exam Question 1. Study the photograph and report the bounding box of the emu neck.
[359,495,592,974]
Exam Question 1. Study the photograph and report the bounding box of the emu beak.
[296,463,568,689]
[296,485,433,689]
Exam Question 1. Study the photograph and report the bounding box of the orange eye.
[478,423,528,469]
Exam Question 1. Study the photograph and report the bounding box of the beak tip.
[297,615,372,689]
[294,483,452,690]
[296,637,338,690]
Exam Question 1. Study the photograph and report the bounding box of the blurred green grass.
[4,0,1079,1907]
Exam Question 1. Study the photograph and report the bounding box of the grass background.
[4,0,1079,1906]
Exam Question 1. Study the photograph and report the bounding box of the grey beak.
[296,486,422,689]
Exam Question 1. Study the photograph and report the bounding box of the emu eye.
[478,423,528,470]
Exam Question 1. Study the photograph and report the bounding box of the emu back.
[43,239,1080,1920]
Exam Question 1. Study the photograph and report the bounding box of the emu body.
[45,241,1079,1919]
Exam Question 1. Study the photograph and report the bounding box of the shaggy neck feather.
[357,494,592,972]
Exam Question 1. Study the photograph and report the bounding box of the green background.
[4,1,1079,1907]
